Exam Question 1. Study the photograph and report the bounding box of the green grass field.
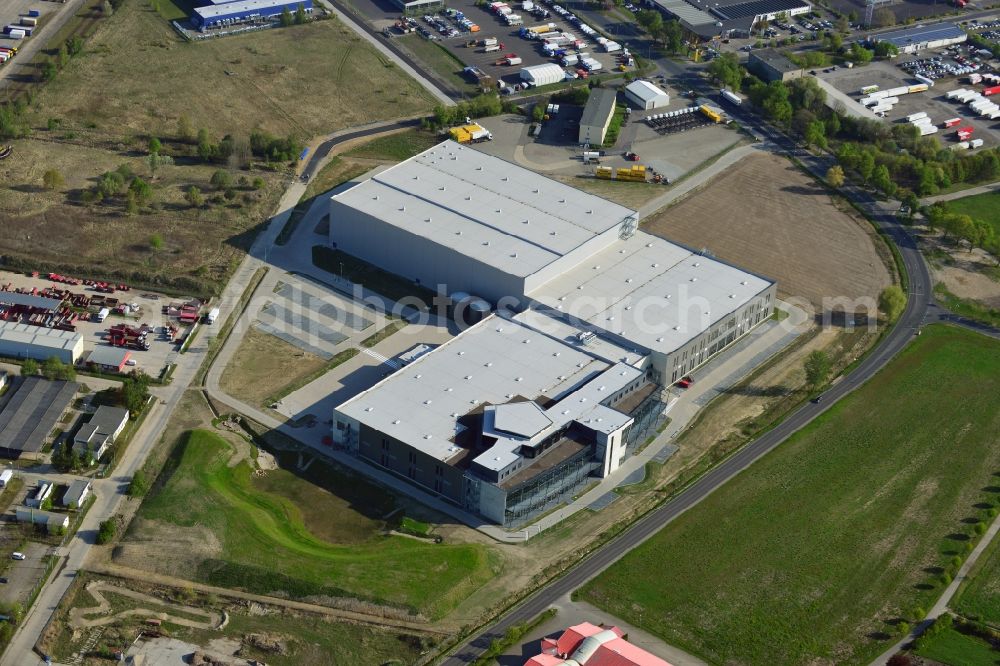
[136,429,494,618]
[344,129,441,162]
[580,325,1000,665]
[944,192,1000,240]
[914,626,1000,666]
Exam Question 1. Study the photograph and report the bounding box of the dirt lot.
[0,139,283,297]
[923,234,1000,309]
[30,3,435,141]
[219,326,328,408]
[643,152,894,311]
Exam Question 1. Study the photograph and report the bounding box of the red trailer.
[943,117,962,128]
[957,126,974,140]
[983,85,1000,97]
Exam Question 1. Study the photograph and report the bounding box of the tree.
[279,6,293,26]
[252,177,265,190]
[66,36,84,56]
[294,3,308,23]
[210,169,233,191]
[129,177,152,203]
[57,43,69,69]
[42,169,64,191]
[148,136,161,154]
[826,165,845,188]
[185,186,204,209]
[149,233,164,251]
[872,7,895,28]
[874,41,899,59]
[96,519,117,544]
[20,358,38,376]
[40,60,57,82]
[834,15,849,33]
[804,120,827,150]
[532,103,545,123]
[42,356,74,381]
[887,655,912,666]
[879,285,906,322]
[858,151,876,183]
[635,9,663,35]
[804,349,831,389]
[849,43,874,64]
[125,191,139,216]
[707,52,742,91]
[120,371,151,417]
[102,0,114,14]
[872,163,895,196]
[127,469,150,498]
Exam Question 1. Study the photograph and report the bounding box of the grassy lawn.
[31,3,435,140]
[914,626,1000,666]
[580,325,1000,665]
[344,129,441,162]
[219,326,329,408]
[395,34,475,95]
[935,283,1000,329]
[135,429,494,617]
[943,192,1000,240]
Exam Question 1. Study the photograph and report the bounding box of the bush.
[96,518,117,544]
[127,470,150,498]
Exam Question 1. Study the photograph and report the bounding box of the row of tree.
[20,356,76,382]
[634,10,685,54]
[925,203,1000,258]
[427,94,514,130]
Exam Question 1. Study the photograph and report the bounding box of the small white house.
[624,80,670,110]
[62,479,92,509]
[74,406,130,461]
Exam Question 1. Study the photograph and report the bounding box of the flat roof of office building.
[874,22,966,48]
[194,0,304,19]
[527,231,774,355]
[336,315,646,463]
[710,0,808,18]
[331,141,637,279]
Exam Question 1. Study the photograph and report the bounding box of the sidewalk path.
[868,508,1000,665]
[922,180,1000,205]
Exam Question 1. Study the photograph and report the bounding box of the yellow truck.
[448,123,493,144]
[699,104,722,123]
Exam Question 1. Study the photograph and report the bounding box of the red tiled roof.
[526,624,672,666]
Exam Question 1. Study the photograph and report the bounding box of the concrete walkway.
[922,180,1000,205]
[868,504,1000,665]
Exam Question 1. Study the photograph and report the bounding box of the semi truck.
[449,123,493,143]
[206,307,220,324]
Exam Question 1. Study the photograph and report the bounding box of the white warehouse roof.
[194,0,300,20]
[625,80,669,105]
[336,315,642,463]
[520,63,567,87]
[528,232,773,354]
[0,321,82,358]
[331,142,637,280]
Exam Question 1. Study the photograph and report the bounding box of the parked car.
[11,552,25,561]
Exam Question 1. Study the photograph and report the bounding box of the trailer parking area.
[820,60,1000,148]
[0,270,186,377]
[0,0,54,49]
[371,0,624,95]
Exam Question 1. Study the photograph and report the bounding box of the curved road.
[442,110,935,665]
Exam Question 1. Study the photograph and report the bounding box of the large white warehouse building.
[329,141,776,526]
[0,321,83,364]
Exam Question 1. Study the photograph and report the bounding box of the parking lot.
[253,277,381,361]
[0,0,60,50]
[0,539,49,609]
[0,270,188,376]
[820,55,1000,149]
[366,0,625,92]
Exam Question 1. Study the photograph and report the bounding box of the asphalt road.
[441,108,935,666]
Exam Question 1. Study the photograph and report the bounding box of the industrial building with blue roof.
[192,0,312,30]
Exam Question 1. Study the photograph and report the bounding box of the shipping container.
[480,37,498,46]
[919,125,938,136]
[905,112,928,122]
[28,8,40,16]
[943,117,962,128]
[20,17,37,27]
[983,85,1000,97]
[860,84,879,95]
[483,44,501,52]
[911,80,931,91]
[970,138,985,148]
[505,56,522,65]
[969,73,983,84]
[945,88,967,100]
[954,141,970,150]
